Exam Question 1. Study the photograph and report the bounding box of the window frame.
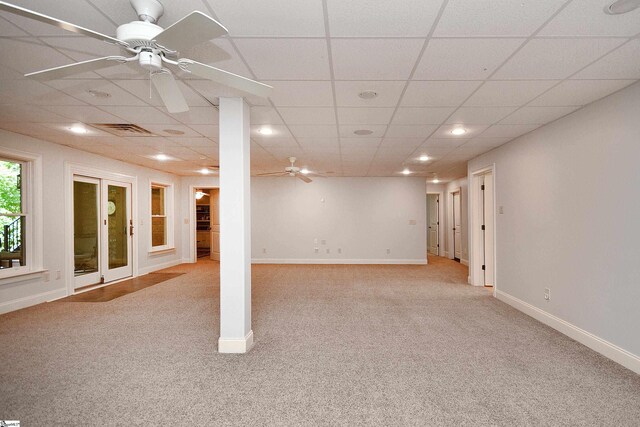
[0,147,43,282]
[149,180,174,253]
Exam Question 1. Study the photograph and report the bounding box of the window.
[150,182,174,252]
[0,148,42,280]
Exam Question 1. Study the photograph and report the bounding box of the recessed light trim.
[402,168,411,175]
[87,89,111,99]
[451,127,467,136]
[199,168,211,175]
[433,178,440,184]
[358,90,378,100]
[300,168,309,175]
[69,125,88,134]
[419,155,429,162]
[258,127,273,135]
[155,154,169,161]
[353,129,374,136]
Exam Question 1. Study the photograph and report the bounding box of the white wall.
[0,130,183,313]
[252,177,427,263]
[468,82,640,367]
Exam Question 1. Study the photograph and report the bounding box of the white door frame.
[64,162,138,296]
[470,164,497,293]
[447,187,461,260]
[188,185,219,263]
[427,191,444,257]
[72,175,102,289]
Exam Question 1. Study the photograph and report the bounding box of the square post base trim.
[218,330,254,353]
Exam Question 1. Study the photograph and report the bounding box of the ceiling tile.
[331,39,424,80]
[113,79,210,108]
[386,125,437,138]
[189,124,219,138]
[392,107,454,125]
[0,37,75,75]
[334,81,406,107]
[99,106,180,125]
[0,79,85,105]
[464,80,558,107]
[143,125,204,138]
[187,79,267,107]
[480,124,540,138]
[493,38,625,80]
[169,137,217,147]
[499,106,579,125]
[446,106,517,125]
[39,105,123,124]
[414,38,524,80]
[337,108,394,125]
[205,0,325,36]
[171,107,219,125]
[573,40,640,80]
[0,105,68,123]
[47,79,148,106]
[401,81,482,107]
[278,107,336,125]
[434,0,567,37]
[540,0,640,37]
[467,137,514,149]
[0,0,117,36]
[250,125,292,140]
[288,125,338,138]
[180,39,252,77]
[326,0,443,37]
[265,81,334,107]
[529,79,636,106]
[251,107,284,125]
[234,38,330,80]
[297,138,340,151]
[0,16,29,36]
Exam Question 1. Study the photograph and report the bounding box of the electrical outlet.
[499,206,504,214]
[544,288,551,301]
[262,248,267,254]
[338,248,342,254]
[184,218,189,224]
[56,270,61,280]
[386,248,391,254]
[314,248,319,253]
[326,248,330,254]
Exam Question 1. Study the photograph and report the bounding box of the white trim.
[218,330,254,354]
[188,185,219,263]
[252,258,428,265]
[0,288,66,315]
[461,258,469,266]
[496,290,640,375]
[149,179,175,252]
[426,191,444,257]
[469,164,497,291]
[448,187,461,260]
[137,259,183,275]
[0,269,47,286]
[148,247,176,255]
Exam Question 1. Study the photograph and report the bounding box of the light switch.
[499,206,504,214]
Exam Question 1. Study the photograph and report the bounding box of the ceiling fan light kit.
[0,0,273,114]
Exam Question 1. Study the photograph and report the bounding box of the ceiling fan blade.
[297,174,312,183]
[25,56,130,80]
[154,11,227,54]
[255,172,287,176]
[178,59,273,98]
[151,69,189,113]
[0,1,128,47]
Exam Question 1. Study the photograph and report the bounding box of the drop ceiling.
[0,0,638,180]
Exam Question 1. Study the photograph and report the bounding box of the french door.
[73,176,133,289]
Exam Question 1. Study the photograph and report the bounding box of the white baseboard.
[461,258,469,266]
[496,290,640,375]
[251,258,427,265]
[0,288,67,315]
[219,330,254,353]
[138,259,183,275]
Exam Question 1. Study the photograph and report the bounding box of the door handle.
[129,225,134,236]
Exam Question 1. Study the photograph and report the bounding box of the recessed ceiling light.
[604,0,640,14]
[200,168,211,175]
[419,155,430,162]
[451,128,467,136]
[300,168,309,174]
[163,129,185,135]
[433,179,440,184]
[358,90,378,100]
[402,168,411,175]
[258,127,273,135]
[69,125,88,134]
[155,154,169,161]
[354,129,373,136]
[87,89,111,99]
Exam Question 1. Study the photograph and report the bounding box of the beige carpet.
[0,257,638,426]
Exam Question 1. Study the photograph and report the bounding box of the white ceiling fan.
[604,0,640,14]
[255,157,325,183]
[0,0,273,113]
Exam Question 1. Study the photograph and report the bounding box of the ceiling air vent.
[91,123,154,137]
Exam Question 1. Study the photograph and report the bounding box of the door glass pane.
[108,185,128,269]
[74,181,98,276]
[0,160,25,269]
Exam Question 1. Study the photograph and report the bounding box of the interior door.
[73,176,101,289]
[210,189,220,261]
[453,191,462,261]
[102,180,133,283]
[427,195,439,255]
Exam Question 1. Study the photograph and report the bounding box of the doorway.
[73,175,133,289]
[471,166,495,289]
[427,194,439,256]
[452,190,462,262]
[194,188,219,262]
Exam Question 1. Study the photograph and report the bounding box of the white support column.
[218,97,253,353]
